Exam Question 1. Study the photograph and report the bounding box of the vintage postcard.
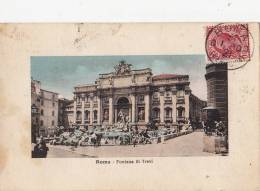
[0,23,259,190]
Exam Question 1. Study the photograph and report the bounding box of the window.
[84,111,90,121]
[52,111,54,116]
[177,107,184,117]
[165,108,172,118]
[152,108,160,119]
[76,111,82,120]
[93,110,98,121]
[41,109,44,116]
[40,120,43,126]
[52,102,55,107]
[41,100,44,106]
[52,120,54,126]
[166,110,170,117]
[31,107,37,114]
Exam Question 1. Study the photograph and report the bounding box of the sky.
[31,55,207,100]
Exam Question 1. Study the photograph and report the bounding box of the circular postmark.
[205,23,254,70]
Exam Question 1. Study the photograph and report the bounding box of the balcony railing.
[164,117,173,122]
[177,116,185,121]
[137,101,145,104]
[76,119,82,123]
[152,117,160,122]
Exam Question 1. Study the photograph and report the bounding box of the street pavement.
[47,145,92,158]
[47,131,215,158]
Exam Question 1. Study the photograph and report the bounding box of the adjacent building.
[72,61,206,129]
[204,62,228,126]
[189,94,207,127]
[58,98,72,128]
[31,79,59,137]
[31,79,41,141]
[63,99,74,128]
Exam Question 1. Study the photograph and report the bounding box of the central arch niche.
[115,97,131,123]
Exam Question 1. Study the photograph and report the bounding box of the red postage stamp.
[206,23,250,63]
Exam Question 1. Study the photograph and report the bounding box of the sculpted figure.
[114,60,132,75]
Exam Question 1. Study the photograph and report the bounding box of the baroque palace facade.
[70,61,206,129]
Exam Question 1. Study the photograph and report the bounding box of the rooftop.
[40,88,58,95]
[152,74,187,80]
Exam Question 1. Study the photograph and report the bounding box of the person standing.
[32,137,49,158]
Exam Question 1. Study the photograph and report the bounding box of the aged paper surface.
[0,23,259,190]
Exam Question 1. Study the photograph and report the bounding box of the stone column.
[184,87,191,119]
[114,108,117,123]
[144,94,150,123]
[159,90,165,124]
[90,94,93,125]
[130,94,136,123]
[73,97,77,123]
[109,97,113,125]
[97,95,101,125]
[128,108,132,123]
[172,87,177,123]
[81,99,85,125]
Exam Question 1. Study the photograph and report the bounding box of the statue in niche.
[138,108,145,121]
[103,110,109,121]
[117,109,125,123]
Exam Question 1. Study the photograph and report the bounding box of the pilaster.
[81,98,85,125]
[145,94,150,123]
[130,94,136,123]
[159,87,165,124]
[171,86,177,123]
[73,96,77,123]
[184,86,191,119]
[97,95,101,125]
[109,97,113,125]
[89,93,94,125]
